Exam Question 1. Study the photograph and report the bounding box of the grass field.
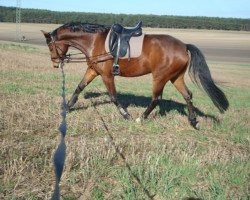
[0,24,250,199]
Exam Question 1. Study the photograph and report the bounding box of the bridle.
[48,35,113,66]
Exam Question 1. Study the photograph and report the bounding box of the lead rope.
[51,61,67,200]
[90,96,154,200]
[50,61,154,199]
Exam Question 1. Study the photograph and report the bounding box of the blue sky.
[1,0,250,18]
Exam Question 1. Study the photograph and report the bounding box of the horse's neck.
[92,32,108,56]
[68,32,107,57]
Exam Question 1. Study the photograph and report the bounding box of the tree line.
[1,6,250,31]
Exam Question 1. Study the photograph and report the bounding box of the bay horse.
[42,22,229,129]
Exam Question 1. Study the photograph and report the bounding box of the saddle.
[109,21,143,75]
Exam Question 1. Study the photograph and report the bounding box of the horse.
[41,22,229,129]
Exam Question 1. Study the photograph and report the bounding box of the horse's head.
[41,30,69,68]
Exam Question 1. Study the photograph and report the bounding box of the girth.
[109,21,143,75]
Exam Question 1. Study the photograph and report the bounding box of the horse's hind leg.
[171,75,199,129]
[68,67,98,109]
[137,79,166,122]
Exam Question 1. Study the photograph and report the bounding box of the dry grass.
[0,30,250,199]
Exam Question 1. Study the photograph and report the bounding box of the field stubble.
[0,30,250,200]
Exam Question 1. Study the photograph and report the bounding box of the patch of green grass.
[0,70,61,95]
[209,61,250,68]
[92,187,104,200]
[0,180,15,195]
[0,43,39,52]
[110,152,204,199]
[200,158,250,199]
[0,82,37,94]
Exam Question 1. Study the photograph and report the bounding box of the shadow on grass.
[70,91,219,123]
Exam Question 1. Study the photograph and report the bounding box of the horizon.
[1,5,250,20]
[0,0,250,19]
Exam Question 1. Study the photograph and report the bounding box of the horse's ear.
[41,30,50,38]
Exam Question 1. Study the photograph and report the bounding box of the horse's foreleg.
[67,67,98,109]
[102,75,130,119]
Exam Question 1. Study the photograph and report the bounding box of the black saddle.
[109,21,143,75]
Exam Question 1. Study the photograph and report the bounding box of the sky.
[1,0,250,19]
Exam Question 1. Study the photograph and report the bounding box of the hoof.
[118,107,131,120]
[67,102,74,109]
[124,114,131,120]
[195,123,200,130]
[190,120,200,130]
[67,95,78,108]
[65,104,69,111]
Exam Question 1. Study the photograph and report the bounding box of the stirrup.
[112,64,120,76]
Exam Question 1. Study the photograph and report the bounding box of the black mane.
[51,22,110,37]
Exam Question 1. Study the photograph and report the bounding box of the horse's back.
[144,34,187,54]
[142,34,189,70]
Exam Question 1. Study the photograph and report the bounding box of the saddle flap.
[109,32,118,53]
[109,33,131,57]
[106,30,144,59]
[108,21,143,58]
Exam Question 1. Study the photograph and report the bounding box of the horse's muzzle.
[52,62,60,68]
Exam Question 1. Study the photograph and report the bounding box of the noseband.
[48,36,66,63]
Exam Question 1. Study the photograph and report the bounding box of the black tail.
[186,44,229,113]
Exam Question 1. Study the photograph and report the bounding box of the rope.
[90,96,154,200]
[51,62,67,200]
[50,61,154,199]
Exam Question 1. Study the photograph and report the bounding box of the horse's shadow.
[71,91,219,123]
